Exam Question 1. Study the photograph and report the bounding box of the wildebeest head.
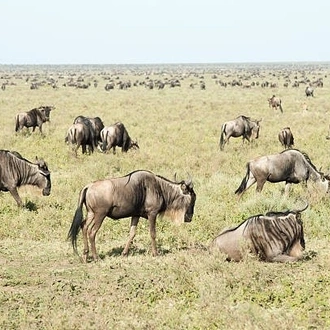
[172,174,196,223]
[181,178,196,222]
[319,172,330,193]
[35,156,51,196]
[249,119,262,140]
[39,106,54,122]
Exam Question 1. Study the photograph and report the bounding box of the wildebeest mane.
[265,210,293,217]
[123,169,183,186]
[217,215,260,236]
[280,148,318,172]
[237,115,251,121]
[219,209,302,236]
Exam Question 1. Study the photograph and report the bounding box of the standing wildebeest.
[65,123,94,156]
[305,86,314,97]
[219,115,261,151]
[235,149,330,197]
[268,95,283,113]
[68,170,196,262]
[15,105,54,134]
[73,115,104,147]
[0,150,51,207]
[278,127,294,149]
[211,204,308,262]
[100,122,139,153]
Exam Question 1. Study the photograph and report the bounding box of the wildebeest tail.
[67,185,89,254]
[102,129,108,152]
[219,124,226,150]
[235,163,250,195]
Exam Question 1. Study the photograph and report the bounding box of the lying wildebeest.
[65,123,94,156]
[73,115,104,147]
[211,204,308,262]
[219,115,261,151]
[305,86,314,97]
[278,127,294,149]
[15,105,54,134]
[268,95,283,113]
[235,149,330,197]
[68,170,196,262]
[0,150,51,207]
[100,122,139,153]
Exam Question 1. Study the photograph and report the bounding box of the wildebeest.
[68,170,196,262]
[104,82,115,91]
[268,95,283,113]
[65,123,94,156]
[305,86,314,97]
[235,149,329,197]
[0,150,51,207]
[211,204,308,262]
[100,122,139,153]
[73,115,104,147]
[15,105,54,134]
[278,127,294,149]
[219,115,261,151]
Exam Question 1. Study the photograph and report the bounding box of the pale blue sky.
[2,0,329,64]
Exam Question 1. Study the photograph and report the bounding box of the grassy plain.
[0,63,330,329]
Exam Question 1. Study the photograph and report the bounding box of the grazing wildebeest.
[65,123,94,156]
[15,105,54,134]
[68,170,196,262]
[235,149,330,197]
[268,95,283,113]
[104,82,115,91]
[73,115,104,147]
[278,127,294,149]
[100,122,139,153]
[219,115,261,151]
[211,204,308,262]
[305,86,314,97]
[0,150,51,207]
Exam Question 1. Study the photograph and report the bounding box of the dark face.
[184,183,196,223]
[42,174,51,196]
[41,107,52,121]
[36,158,51,196]
[252,124,260,139]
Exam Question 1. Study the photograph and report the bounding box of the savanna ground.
[0,63,330,329]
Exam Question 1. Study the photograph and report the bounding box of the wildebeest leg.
[256,179,266,192]
[242,177,256,195]
[82,144,87,154]
[82,210,107,262]
[81,213,91,262]
[284,183,291,196]
[269,254,302,262]
[88,212,107,262]
[236,171,257,199]
[122,216,140,256]
[149,215,158,256]
[9,188,23,207]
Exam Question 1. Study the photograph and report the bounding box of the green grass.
[1,63,330,329]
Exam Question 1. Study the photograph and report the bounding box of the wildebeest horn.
[186,173,193,186]
[293,202,309,213]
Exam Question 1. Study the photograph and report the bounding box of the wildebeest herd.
[2,66,328,265]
